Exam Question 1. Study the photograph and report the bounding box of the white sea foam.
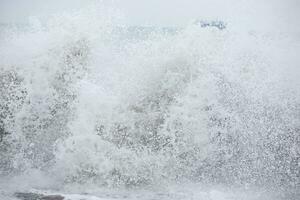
[0,3,299,199]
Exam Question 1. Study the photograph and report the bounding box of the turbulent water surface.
[0,4,299,200]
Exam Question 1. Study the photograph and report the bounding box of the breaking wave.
[0,3,299,197]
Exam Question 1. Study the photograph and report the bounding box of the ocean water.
[0,4,299,200]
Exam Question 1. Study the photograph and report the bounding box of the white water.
[0,3,299,200]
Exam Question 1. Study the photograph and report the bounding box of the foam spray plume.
[0,4,299,200]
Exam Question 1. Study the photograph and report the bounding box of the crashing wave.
[0,4,299,197]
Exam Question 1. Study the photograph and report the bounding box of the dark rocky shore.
[15,192,64,200]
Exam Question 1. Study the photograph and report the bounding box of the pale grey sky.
[0,0,299,30]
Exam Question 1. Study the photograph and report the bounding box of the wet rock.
[15,192,64,200]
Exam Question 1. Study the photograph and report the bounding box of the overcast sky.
[0,0,299,30]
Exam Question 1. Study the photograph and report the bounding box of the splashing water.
[0,4,299,200]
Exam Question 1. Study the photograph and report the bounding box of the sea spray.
[0,4,299,196]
